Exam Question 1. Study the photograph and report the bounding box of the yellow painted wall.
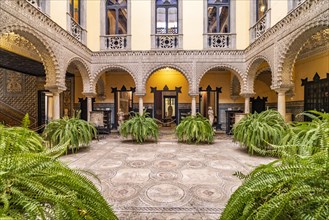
[270,0,288,27]
[183,0,203,50]
[199,71,244,103]
[254,79,277,103]
[131,0,151,50]
[236,0,250,49]
[292,51,329,101]
[145,68,190,103]
[82,72,137,103]
[49,0,67,29]
[104,72,137,103]
[86,0,101,51]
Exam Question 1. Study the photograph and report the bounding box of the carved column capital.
[271,84,294,93]
[135,92,146,97]
[82,92,97,98]
[240,93,255,98]
[188,92,199,97]
[274,87,291,94]
[46,85,64,94]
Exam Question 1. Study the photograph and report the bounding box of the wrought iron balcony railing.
[101,35,128,50]
[70,17,83,42]
[206,33,236,49]
[155,34,179,49]
[26,0,39,8]
[250,11,270,42]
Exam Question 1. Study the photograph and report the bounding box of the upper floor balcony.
[100,35,130,50]
[250,9,271,43]
[204,33,236,49]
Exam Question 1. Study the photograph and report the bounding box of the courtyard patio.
[60,132,275,220]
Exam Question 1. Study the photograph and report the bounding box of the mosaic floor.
[60,132,274,219]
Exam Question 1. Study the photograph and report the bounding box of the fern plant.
[43,114,97,153]
[279,110,329,156]
[0,127,117,219]
[251,110,329,157]
[0,123,44,153]
[220,110,329,220]
[232,110,287,155]
[220,147,329,219]
[175,113,214,144]
[119,111,159,143]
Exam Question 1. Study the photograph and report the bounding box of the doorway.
[38,90,53,127]
[163,95,176,121]
[151,85,181,124]
[199,86,222,129]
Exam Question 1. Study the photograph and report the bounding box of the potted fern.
[42,112,97,153]
[0,114,45,153]
[176,113,214,144]
[220,111,329,219]
[119,111,159,143]
[232,110,287,155]
[279,110,329,156]
[0,123,117,219]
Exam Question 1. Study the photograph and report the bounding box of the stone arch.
[0,25,62,90]
[277,19,329,87]
[64,57,92,93]
[197,64,245,92]
[92,64,137,93]
[143,64,192,93]
[246,55,273,93]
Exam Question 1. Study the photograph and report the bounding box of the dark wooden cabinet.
[302,73,329,115]
[78,98,95,121]
[225,110,243,135]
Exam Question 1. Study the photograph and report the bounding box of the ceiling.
[0,48,45,77]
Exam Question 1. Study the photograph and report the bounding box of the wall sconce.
[260,5,266,12]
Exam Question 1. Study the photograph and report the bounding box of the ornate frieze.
[4,70,24,95]
[0,68,37,119]
[70,17,83,42]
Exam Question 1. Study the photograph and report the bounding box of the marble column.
[276,89,288,118]
[135,93,145,115]
[87,97,93,121]
[82,92,96,122]
[52,92,60,120]
[189,94,197,116]
[139,96,144,115]
[241,93,254,114]
[244,97,250,114]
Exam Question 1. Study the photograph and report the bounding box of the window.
[106,0,127,35]
[27,0,49,14]
[256,0,268,21]
[207,0,230,33]
[156,0,178,34]
[291,0,305,10]
[70,0,81,24]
